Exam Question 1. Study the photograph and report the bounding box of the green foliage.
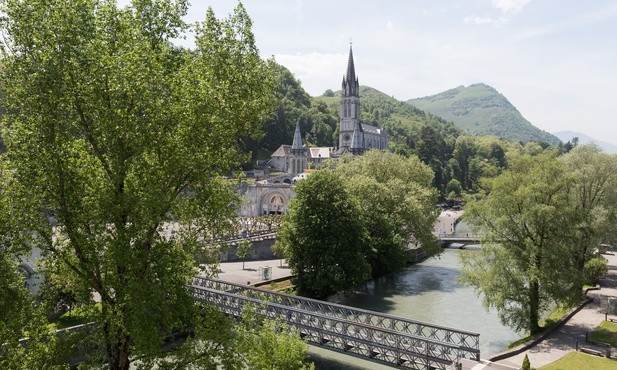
[446,179,462,198]
[584,257,608,285]
[522,354,531,370]
[278,170,371,298]
[335,151,440,276]
[279,152,440,294]
[235,306,314,370]
[0,0,277,368]
[561,145,617,282]
[409,83,560,145]
[461,152,582,334]
[236,239,252,270]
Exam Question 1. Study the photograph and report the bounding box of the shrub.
[584,257,608,285]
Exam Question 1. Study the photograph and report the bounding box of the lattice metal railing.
[192,277,481,369]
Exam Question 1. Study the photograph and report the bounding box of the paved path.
[492,252,617,369]
[434,209,464,236]
[212,258,292,286]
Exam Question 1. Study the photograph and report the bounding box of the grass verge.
[538,351,616,370]
[259,279,296,294]
[589,320,617,347]
[47,304,99,330]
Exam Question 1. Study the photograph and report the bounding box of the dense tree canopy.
[335,151,440,276]
[278,151,440,295]
[278,170,371,297]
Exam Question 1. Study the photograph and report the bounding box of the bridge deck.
[192,277,480,370]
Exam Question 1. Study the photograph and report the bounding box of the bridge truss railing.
[192,277,480,366]
[192,283,469,369]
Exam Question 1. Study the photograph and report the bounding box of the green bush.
[522,354,531,370]
[584,257,608,285]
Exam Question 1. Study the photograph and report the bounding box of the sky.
[174,0,617,144]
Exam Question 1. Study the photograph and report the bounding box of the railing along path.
[192,277,480,370]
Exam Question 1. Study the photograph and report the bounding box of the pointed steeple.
[342,43,359,97]
[291,120,303,152]
[346,44,356,84]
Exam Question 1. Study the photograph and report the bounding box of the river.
[307,244,521,369]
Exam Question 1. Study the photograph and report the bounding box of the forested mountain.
[408,83,561,145]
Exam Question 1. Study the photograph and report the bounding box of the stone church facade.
[269,45,388,174]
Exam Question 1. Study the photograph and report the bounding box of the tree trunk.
[528,279,540,335]
[106,332,131,370]
[103,303,131,370]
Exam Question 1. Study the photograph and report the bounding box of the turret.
[291,120,303,155]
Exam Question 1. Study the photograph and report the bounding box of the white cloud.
[386,20,395,32]
[464,15,506,25]
[275,52,347,95]
[491,0,531,14]
[295,0,303,21]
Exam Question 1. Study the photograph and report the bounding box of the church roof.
[309,147,333,159]
[361,123,384,135]
[271,144,291,157]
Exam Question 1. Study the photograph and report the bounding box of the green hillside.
[313,86,461,154]
[408,83,560,145]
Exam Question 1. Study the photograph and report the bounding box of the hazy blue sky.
[178,1,617,144]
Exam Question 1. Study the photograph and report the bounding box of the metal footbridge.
[192,277,480,369]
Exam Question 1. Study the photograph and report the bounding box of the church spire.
[291,120,303,152]
[342,43,359,97]
[346,44,356,84]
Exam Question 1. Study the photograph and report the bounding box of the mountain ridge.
[407,83,561,145]
[553,131,617,154]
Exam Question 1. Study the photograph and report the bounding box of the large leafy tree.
[277,170,371,298]
[461,152,581,334]
[561,144,617,276]
[335,150,440,276]
[0,0,276,368]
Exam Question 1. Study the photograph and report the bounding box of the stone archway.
[260,191,288,215]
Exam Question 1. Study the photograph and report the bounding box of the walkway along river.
[308,247,521,369]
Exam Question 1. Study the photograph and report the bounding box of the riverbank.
[493,251,617,369]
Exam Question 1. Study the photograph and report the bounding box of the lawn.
[538,351,617,370]
[47,304,99,330]
[589,320,617,347]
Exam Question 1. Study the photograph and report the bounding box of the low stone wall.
[219,238,278,262]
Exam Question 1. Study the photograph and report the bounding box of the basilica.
[269,45,388,174]
[239,46,388,217]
